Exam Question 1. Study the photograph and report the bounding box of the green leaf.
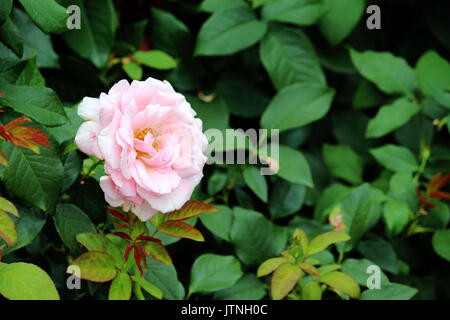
[0,18,23,57]
[0,59,25,85]
[269,180,306,219]
[252,0,272,8]
[122,61,142,80]
[10,9,59,68]
[261,83,335,132]
[432,229,450,262]
[108,272,132,300]
[158,220,204,242]
[318,0,365,46]
[76,233,124,267]
[47,104,84,144]
[199,205,233,242]
[350,49,418,95]
[144,258,185,300]
[200,0,246,13]
[337,183,374,251]
[167,200,218,221]
[0,197,18,217]
[302,280,322,300]
[144,241,173,266]
[257,257,289,277]
[0,210,17,247]
[293,228,309,253]
[271,263,302,300]
[0,84,67,126]
[60,0,115,68]
[275,145,313,187]
[62,150,83,191]
[313,183,352,222]
[353,80,385,110]
[322,144,363,184]
[260,24,326,90]
[0,262,59,300]
[134,50,177,70]
[243,166,268,202]
[416,50,450,98]
[54,204,97,252]
[132,275,163,299]
[383,199,410,235]
[207,172,228,195]
[307,231,350,256]
[189,254,243,294]
[213,274,266,300]
[357,237,398,274]
[0,0,12,25]
[69,251,117,282]
[3,206,46,255]
[261,0,326,26]
[15,55,45,86]
[195,5,267,56]
[150,8,192,58]
[146,216,198,247]
[370,144,419,173]
[366,97,420,138]
[217,74,270,117]
[360,283,417,300]
[187,95,229,131]
[0,140,64,213]
[341,258,390,287]
[18,0,68,34]
[231,207,288,266]
[319,271,360,299]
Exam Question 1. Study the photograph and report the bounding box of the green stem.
[186,290,193,300]
[413,145,430,182]
[337,250,344,264]
[84,159,104,179]
[133,265,145,300]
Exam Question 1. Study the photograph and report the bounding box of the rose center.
[134,128,160,157]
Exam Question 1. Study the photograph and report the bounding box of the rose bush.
[75,78,208,221]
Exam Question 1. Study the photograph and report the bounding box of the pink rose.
[75,78,208,221]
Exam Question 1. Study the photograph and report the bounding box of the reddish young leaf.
[417,187,437,209]
[158,220,205,242]
[0,149,8,167]
[299,262,320,278]
[136,243,148,271]
[427,173,450,194]
[167,200,218,221]
[144,241,173,266]
[107,208,128,223]
[0,116,50,154]
[134,246,144,277]
[110,232,132,241]
[429,191,450,200]
[136,234,161,243]
[124,243,133,263]
[271,263,303,300]
[69,251,117,283]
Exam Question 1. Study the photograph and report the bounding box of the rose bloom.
[75,78,208,221]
